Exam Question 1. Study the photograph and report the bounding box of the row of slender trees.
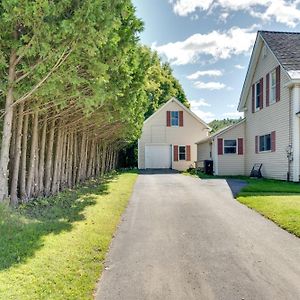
[0,0,187,205]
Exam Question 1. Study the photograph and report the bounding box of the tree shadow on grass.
[0,174,115,271]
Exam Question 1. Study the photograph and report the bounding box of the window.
[259,134,271,152]
[269,69,276,105]
[224,140,237,154]
[255,81,261,110]
[171,111,179,126]
[179,146,186,160]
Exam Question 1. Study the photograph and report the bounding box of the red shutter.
[166,111,171,127]
[186,145,191,161]
[266,73,270,107]
[271,131,276,152]
[179,111,183,127]
[217,138,223,155]
[260,77,264,109]
[252,84,255,113]
[276,66,281,102]
[173,145,178,161]
[238,138,244,155]
[255,136,258,154]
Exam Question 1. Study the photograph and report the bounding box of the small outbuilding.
[196,119,246,176]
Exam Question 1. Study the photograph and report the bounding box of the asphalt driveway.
[95,172,300,300]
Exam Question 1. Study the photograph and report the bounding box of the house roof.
[196,118,245,144]
[259,31,300,73]
[144,97,211,130]
[238,30,300,112]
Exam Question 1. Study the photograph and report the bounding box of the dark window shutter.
[174,145,178,161]
[252,84,255,113]
[238,138,244,155]
[186,145,191,161]
[276,66,281,102]
[266,73,270,107]
[260,77,264,109]
[166,111,171,127]
[179,111,183,127]
[271,131,276,152]
[255,136,258,154]
[217,138,223,155]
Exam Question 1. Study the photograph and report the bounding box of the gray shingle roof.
[260,31,300,71]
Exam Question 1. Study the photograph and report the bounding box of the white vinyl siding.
[244,41,290,180]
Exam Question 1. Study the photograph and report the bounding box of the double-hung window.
[224,140,237,154]
[171,111,179,126]
[269,69,276,105]
[179,146,186,160]
[255,81,261,110]
[259,134,271,152]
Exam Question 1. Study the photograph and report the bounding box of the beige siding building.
[138,98,210,171]
[196,31,300,182]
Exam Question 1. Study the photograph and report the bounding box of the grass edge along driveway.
[0,171,137,300]
[189,170,300,238]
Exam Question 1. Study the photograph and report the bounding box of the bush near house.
[0,171,137,300]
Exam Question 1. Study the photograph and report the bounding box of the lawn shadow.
[0,174,115,271]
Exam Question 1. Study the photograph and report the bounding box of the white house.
[197,30,300,182]
[138,97,210,171]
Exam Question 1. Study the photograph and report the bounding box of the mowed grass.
[237,178,300,238]
[0,171,138,300]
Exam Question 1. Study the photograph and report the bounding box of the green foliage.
[0,172,138,299]
[209,118,243,134]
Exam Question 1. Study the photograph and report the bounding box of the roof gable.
[144,97,210,129]
[237,31,293,112]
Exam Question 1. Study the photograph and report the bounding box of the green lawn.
[0,171,138,300]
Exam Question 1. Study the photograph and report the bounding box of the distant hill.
[209,118,243,134]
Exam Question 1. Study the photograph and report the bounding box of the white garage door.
[145,145,171,169]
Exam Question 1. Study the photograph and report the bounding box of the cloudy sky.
[132,0,300,122]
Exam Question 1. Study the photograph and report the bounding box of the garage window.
[171,111,179,126]
[224,139,237,154]
[179,146,186,160]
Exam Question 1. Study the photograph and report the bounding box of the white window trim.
[171,111,179,127]
[269,69,276,105]
[255,81,261,112]
[178,145,186,161]
[223,139,237,155]
[258,134,272,153]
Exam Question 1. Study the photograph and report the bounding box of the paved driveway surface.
[95,172,300,300]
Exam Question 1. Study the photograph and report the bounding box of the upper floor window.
[269,69,276,105]
[171,111,179,126]
[255,81,261,110]
[259,134,271,152]
[224,140,237,154]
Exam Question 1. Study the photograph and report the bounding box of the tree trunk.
[0,48,17,202]
[10,103,24,205]
[20,113,29,202]
[51,123,62,194]
[26,112,39,200]
[45,119,55,196]
[38,117,47,194]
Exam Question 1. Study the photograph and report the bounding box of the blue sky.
[132,0,300,122]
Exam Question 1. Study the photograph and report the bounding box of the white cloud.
[234,64,245,69]
[222,111,244,118]
[170,0,300,27]
[153,26,256,65]
[194,81,226,90]
[227,104,236,108]
[189,98,211,108]
[192,109,216,122]
[187,69,223,80]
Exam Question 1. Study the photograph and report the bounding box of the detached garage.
[138,97,210,171]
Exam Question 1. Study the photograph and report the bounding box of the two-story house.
[197,30,300,182]
[138,97,210,171]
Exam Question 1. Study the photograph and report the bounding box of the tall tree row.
[0,0,151,204]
